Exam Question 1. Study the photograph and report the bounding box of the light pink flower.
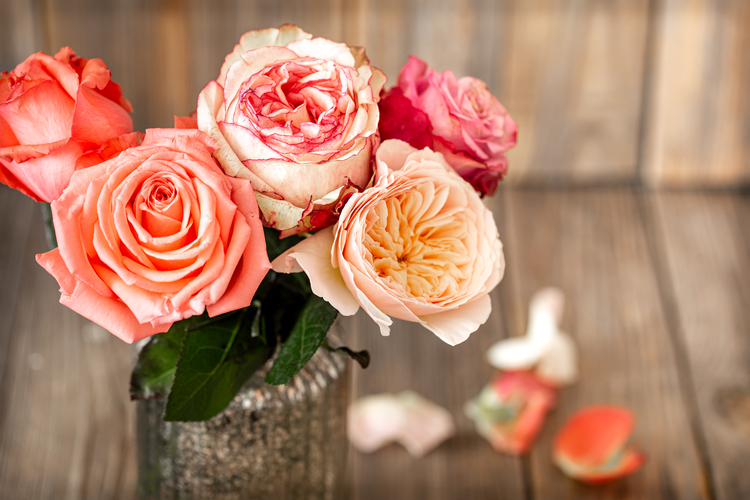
[273,139,504,346]
[198,25,386,237]
[379,56,517,197]
[36,128,270,343]
[0,47,135,202]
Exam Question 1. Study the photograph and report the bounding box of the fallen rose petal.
[465,371,557,455]
[487,287,578,386]
[553,405,646,484]
[348,391,455,457]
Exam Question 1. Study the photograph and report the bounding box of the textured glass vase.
[135,321,349,500]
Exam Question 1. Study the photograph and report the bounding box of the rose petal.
[553,406,646,484]
[348,391,455,457]
[0,80,75,145]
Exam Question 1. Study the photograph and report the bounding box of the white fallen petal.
[347,391,455,457]
[486,336,546,370]
[394,391,456,457]
[536,332,579,386]
[347,394,406,453]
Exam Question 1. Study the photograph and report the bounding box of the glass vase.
[135,320,349,500]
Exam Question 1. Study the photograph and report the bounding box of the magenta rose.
[36,128,270,343]
[198,25,386,237]
[0,47,136,202]
[379,56,517,197]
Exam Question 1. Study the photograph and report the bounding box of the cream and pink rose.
[37,128,270,343]
[379,56,517,197]
[0,47,137,202]
[198,25,386,237]
[273,139,504,345]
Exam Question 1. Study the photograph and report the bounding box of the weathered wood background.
[2,1,750,499]
[1,0,748,188]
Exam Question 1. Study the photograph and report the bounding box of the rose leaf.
[163,308,273,421]
[265,294,339,385]
[129,315,206,400]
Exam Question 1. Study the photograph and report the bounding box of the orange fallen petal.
[553,405,646,484]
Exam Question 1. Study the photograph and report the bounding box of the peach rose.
[0,47,136,202]
[379,56,517,197]
[198,25,386,237]
[36,128,270,343]
[273,139,504,345]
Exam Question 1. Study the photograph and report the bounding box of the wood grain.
[501,0,650,186]
[643,0,750,187]
[651,192,750,499]
[0,188,137,500]
[500,189,709,499]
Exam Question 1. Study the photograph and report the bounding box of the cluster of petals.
[554,406,646,484]
[487,287,579,386]
[348,391,455,457]
[36,128,270,343]
[465,370,558,455]
[273,139,505,346]
[0,47,136,202]
[198,24,386,237]
[379,56,517,197]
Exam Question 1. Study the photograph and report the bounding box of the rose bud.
[272,139,505,345]
[379,56,517,197]
[0,47,137,202]
[36,128,270,343]
[198,24,386,237]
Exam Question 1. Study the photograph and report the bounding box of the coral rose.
[198,24,386,237]
[36,128,270,343]
[379,56,517,197]
[0,47,136,202]
[273,139,505,345]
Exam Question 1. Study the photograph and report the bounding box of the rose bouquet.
[1,24,516,422]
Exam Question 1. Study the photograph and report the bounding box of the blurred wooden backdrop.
[1,0,748,188]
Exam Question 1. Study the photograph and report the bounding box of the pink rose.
[198,25,386,237]
[0,47,136,202]
[273,139,504,345]
[379,56,517,197]
[36,128,270,343]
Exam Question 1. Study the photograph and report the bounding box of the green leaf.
[323,338,371,369]
[264,226,303,262]
[129,315,206,400]
[265,295,339,385]
[163,309,273,421]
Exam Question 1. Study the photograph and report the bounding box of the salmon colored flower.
[465,371,557,455]
[198,25,386,237]
[273,139,504,345]
[379,56,517,197]
[0,47,135,202]
[36,128,270,343]
[553,406,646,484]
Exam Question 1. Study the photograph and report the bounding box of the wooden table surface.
[1,184,749,500]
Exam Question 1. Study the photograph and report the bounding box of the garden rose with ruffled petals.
[198,25,386,237]
[379,56,517,197]
[0,47,136,202]
[36,128,270,343]
[273,139,504,345]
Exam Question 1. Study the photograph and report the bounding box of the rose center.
[363,186,473,301]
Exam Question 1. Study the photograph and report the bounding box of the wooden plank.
[501,189,708,499]
[502,0,650,186]
[0,0,43,70]
[651,192,750,499]
[643,0,750,187]
[346,190,528,500]
[0,201,136,500]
